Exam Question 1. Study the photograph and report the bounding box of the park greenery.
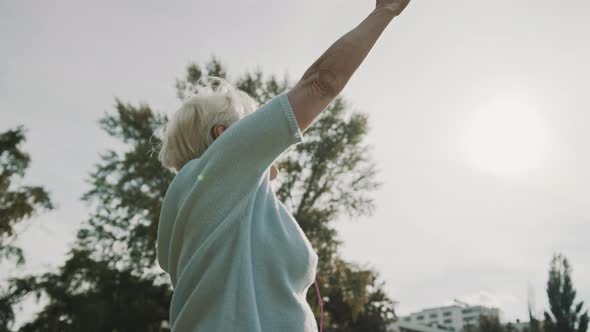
[0,57,393,331]
[0,57,587,332]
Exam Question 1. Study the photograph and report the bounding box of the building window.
[405,317,411,322]
[443,312,452,317]
[416,315,425,320]
[462,309,474,314]
[429,313,438,318]
[444,319,453,324]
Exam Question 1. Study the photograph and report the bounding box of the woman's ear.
[270,164,279,181]
[211,125,227,140]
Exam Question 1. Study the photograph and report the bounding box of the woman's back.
[157,93,319,332]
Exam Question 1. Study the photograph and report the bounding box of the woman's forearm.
[287,2,410,132]
[299,7,401,97]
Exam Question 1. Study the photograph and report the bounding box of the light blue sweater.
[157,92,320,332]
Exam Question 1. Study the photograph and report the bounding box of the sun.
[462,96,547,176]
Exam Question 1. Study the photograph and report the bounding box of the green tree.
[2,95,173,331]
[0,126,54,266]
[543,254,589,332]
[5,56,396,331]
[0,126,54,329]
[1,98,173,330]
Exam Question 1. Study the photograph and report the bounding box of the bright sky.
[1,0,589,326]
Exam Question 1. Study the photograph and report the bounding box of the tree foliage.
[1,95,174,331]
[4,248,170,332]
[543,254,589,332]
[0,126,54,330]
[0,126,54,266]
[3,57,396,331]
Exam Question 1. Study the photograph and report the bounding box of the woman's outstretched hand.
[375,0,411,17]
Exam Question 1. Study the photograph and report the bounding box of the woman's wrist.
[374,0,411,18]
[372,5,399,20]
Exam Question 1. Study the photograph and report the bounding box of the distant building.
[392,304,500,332]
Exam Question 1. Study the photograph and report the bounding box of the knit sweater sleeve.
[156,92,305,283]
[191,92,304,214]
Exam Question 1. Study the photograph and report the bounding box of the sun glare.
[462,96,547,176]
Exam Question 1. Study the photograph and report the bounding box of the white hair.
[155,76,259,172]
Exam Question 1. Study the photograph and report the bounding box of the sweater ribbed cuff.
[278,92,304,145]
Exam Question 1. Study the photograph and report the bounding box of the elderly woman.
[156,1,411,331]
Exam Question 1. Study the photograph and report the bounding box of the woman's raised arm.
[287,0,412,132]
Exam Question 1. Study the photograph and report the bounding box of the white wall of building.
[398,305,500,332]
